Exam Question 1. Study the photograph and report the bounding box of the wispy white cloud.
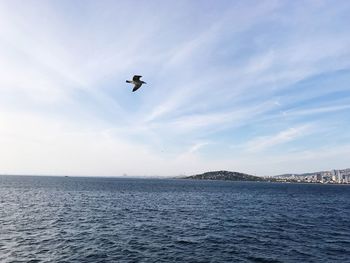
[244,125,312,153]
[286,104,350,117]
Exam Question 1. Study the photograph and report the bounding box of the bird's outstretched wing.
[132,83,142,92]
[133,75,142,81]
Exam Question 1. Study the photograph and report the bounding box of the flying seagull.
[126,75,147,92]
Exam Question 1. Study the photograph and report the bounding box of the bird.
[126,75,147,92]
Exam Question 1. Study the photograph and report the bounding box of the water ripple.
[0,176,350,262]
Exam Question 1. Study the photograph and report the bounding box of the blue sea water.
[0,176,349,263]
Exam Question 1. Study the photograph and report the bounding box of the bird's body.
[126,75,146,92]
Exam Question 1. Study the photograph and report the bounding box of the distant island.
[182,170,265,182]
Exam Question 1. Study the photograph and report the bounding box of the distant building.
[316,173,322,182]
[331,170,337,182]
[336,170,342,183]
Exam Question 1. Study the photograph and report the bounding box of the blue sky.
[0,0,350,176]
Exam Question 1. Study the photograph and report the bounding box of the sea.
[0,175,349,263]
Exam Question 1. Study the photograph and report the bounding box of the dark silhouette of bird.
[126,75,147,92]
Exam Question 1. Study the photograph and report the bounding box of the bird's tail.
[126,80,132,83]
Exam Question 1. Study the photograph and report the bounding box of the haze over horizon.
[0,0,350,177]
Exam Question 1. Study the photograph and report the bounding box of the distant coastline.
[180,169,350,184]
[272,168,350,184]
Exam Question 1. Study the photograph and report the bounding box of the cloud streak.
[245,125,312,153]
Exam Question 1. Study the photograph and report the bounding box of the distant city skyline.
[274,168,350,184]
[0,0,350,176]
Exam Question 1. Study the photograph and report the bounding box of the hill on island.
[183,170,265,181]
